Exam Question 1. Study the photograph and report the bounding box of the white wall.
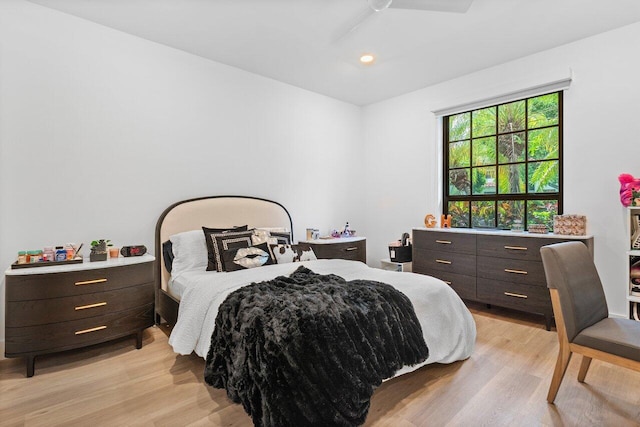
[0,1,364,340]
[362,22,640,318]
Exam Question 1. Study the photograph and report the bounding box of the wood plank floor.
[2,303,640,426]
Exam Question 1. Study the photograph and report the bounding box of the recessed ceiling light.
[360,54,376,65]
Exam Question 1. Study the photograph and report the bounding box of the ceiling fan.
[335,0,474,42]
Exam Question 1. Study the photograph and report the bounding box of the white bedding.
[168,259,476,377]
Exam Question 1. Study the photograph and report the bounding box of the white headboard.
[155,196,293,292]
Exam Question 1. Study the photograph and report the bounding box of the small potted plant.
[90,239,112,262]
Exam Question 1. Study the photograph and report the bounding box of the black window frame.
[443,91,563,230]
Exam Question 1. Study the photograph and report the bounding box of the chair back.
[540,241,608,342]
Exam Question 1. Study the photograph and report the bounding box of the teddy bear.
[618,173,640,207]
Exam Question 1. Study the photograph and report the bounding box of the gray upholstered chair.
[540,241,640,403]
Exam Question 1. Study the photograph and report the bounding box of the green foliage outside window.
[444,92,562,230]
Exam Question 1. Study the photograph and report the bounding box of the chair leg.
[547,344,572,403]
[577,356,592,383]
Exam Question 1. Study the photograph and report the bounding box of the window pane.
[498,132,525,163]
[471,201,496,228]
[528,127,559,160]
[498,164,525,194]
[472,107,496,138]
[449,168,471,195]
[449,140,470,168]
[527,200,558,229]
[472,137,496,166]
[449,112,470,141]
[498,200,524,229]
[472,166,497,194]
[528,93,559,129]
[528,160,559,193]
[498,100,525,133]
[448,201,470,228]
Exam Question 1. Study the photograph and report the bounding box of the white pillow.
[170,230,209,276]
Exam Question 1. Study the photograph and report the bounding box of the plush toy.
[618,173,640,207]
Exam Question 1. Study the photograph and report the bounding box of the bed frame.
[154,195,293,325]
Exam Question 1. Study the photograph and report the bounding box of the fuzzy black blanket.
[204,266,428,427]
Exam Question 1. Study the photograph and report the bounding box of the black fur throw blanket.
[204,266,429,427]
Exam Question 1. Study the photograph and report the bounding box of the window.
[443,91,562,230]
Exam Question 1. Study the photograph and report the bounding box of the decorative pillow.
[271,243,317,264]
[222,242,275,272]
[168,226,247,275]
[252,229,292,246]
[162,240,174,272]
[205,229,255,271]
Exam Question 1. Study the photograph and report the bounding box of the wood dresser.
[300,237,367,263]
[412,228,593,330]
[5,254,155,377]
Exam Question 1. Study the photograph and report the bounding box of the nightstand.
[5,254,155,377]
[300,237,366,263]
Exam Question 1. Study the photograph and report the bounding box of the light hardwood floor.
[2,303,640,426]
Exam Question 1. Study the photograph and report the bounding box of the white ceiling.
[27,0,640,106]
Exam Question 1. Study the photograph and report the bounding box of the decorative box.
[553,214,587,236]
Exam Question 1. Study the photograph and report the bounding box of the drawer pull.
[345,247,359,251]
[75,325,107,335]
[436,240,452,244]
[504,245,527,251]
[505,268,528,275]
[504,292,528,299]
[436,259,452,265]
[444,281,452,285]
[75,302,107,311]
[75,278,108,286]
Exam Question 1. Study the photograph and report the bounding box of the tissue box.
[389,245,412,262]
[553,214,587,236]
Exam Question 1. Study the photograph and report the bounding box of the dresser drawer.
[413,248,476,277]
[477,235,568,262]
[477,278,551,313]
[413,230,476,255]
[477,256,547,287]
[6,261,154,301]
[431,271,476,300]
[5,303,154,355]
[310,239,366,262]
[6,282,154,327]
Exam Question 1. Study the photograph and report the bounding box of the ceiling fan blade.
[389,0,474,13]
[332,7,376,43]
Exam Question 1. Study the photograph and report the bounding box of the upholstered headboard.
[155,196,293,293]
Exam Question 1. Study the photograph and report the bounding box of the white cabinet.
[380,258,412,272]
[627,207,640,320]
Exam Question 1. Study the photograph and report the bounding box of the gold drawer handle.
[505,268,528,275]
[345,247,359,251]
[436,240,452,244]
[75,325,107,335]
[75,278,107,286]
[436,259,452,264]
[75,302,107,311]
[504,292,528,299]
[444,281,452,285]
[504,245,527,251]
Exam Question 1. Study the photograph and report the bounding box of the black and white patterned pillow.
[204,229,254,271]
[270,243,317,264]
[222,242,275,272]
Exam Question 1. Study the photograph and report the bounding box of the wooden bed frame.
[154,195,293,325]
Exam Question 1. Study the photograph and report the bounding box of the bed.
[155,196,476,426]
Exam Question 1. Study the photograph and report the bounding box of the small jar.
[28,250,41,263]
[43,247,55,262]
[17,251,27,264]
[65,245,74,260]
[55,246,67,262]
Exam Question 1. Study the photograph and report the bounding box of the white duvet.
[168,259,476,377]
